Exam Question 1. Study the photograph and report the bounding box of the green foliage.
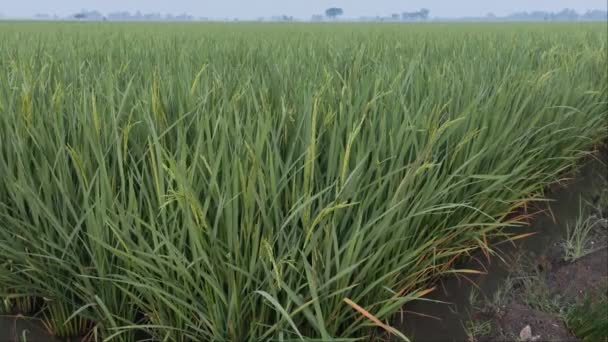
[563,200,605,262]
[14,296,39,315]
[0,22,606,340]
[464,319,491,342]
[566,292,608,342]
[42,299,94,339]
[0,297,12,314]
[463,289,492,342]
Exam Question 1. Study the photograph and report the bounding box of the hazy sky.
[2,0,607,19]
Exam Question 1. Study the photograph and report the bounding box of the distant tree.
[88,10,103,20]
[420,8,430,20]
[391,13,400,20]
[402,8,430,21]
[582,10,608,21]
[71,10,105,21]
[500,8,589,21]
[325,8,343,19]
[554,8,578,21]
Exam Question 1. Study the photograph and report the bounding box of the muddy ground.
[476,248,607,342]
[474,163,608,342]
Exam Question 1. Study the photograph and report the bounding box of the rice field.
[0,22,606,341]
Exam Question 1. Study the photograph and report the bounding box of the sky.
[2,0,607,19]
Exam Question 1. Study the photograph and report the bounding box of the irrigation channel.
[1,154,606,341]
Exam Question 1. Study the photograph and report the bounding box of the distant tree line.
[401,9,430,21]
[355,8,606,22]
[347,8,430,22]
[314,8,430,21]
[16,7,608,22]
[269,15,294,22]
[69,10,195,21]
[497,9,607,21]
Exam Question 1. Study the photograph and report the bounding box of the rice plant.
[0,22,606,340]
[42,299,95,339]
[0,296,12,314]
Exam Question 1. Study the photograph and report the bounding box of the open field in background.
[0,22,606,341]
